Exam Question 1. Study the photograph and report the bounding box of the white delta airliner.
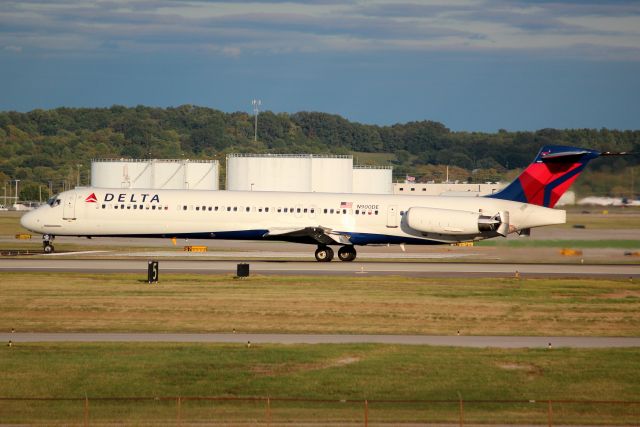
[20,145,617,262]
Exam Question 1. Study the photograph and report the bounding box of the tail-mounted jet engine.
[405,207,510,236]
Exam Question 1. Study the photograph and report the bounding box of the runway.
[4,333,640,348]
[0,258,638,278]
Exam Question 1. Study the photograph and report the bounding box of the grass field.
[3,273,639,336]
[1,343,639,424]
[0,211,29,235]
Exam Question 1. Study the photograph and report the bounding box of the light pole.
[76,164,82,187]
[252,99,261,142]
[14,179,20,206]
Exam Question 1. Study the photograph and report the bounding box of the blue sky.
[1,0,639,131]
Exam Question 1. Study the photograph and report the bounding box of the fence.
[1,396,638,425]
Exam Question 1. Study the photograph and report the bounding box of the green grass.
[3,273,640,336]
[563,211,640,229]
[0,211,30,235]
[477,239,640,249]
[1,343,639,424]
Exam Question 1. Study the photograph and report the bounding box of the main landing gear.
[42,234,55,254]
[314,245,357,262]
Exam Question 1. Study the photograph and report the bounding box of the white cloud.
[0,0,639,59]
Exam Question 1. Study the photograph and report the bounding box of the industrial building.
[91,159,219,190]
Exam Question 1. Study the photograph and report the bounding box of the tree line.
[0,105,637,201]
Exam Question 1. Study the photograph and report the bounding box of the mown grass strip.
[2,273,639,336]
[1,343,639,424]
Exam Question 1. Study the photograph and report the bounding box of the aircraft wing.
[263,226,352,245]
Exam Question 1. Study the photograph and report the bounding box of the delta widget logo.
[85,193,98,203]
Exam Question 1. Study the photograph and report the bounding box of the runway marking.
[3,333,639,348]
[45,250,111,256]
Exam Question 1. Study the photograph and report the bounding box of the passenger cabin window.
[246,207,250,212]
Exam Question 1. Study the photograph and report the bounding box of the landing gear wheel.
[315,246,334,262]
[42,234,55,254]
[338,246,357,262]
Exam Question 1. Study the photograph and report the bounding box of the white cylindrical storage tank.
[91,160,149,189]
[310,156,353,193]
[226,154,313,192]
[151,160,219,190]
[182,160,219,190]
[352,166,393,194]
[226,154,354,192]
[91,159,219,190]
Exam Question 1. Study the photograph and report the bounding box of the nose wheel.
[314,246,334,262]
[43,234,55,254]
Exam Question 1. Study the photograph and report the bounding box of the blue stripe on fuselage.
[87,229,448,246]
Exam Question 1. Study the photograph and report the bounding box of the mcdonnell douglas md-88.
[20,145,620,262]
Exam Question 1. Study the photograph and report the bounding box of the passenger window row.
[99,203,380,216]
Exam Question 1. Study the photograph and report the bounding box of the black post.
[237,263,249,278]
[148,260,159,283]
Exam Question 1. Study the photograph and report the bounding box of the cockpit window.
[47,195,61,207]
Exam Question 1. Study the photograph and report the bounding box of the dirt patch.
[599,290,640,299]
[496,362,543,378]
[252,356,361,376]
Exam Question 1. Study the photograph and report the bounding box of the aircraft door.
[63,191,77,220]
[386,205,398,228]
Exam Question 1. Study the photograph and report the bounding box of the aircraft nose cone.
[20,210,38,232]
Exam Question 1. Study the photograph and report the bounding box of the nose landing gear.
[42,234,55,254]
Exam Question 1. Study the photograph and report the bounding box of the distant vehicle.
[9,203,35,211]
[20,146,623,260]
